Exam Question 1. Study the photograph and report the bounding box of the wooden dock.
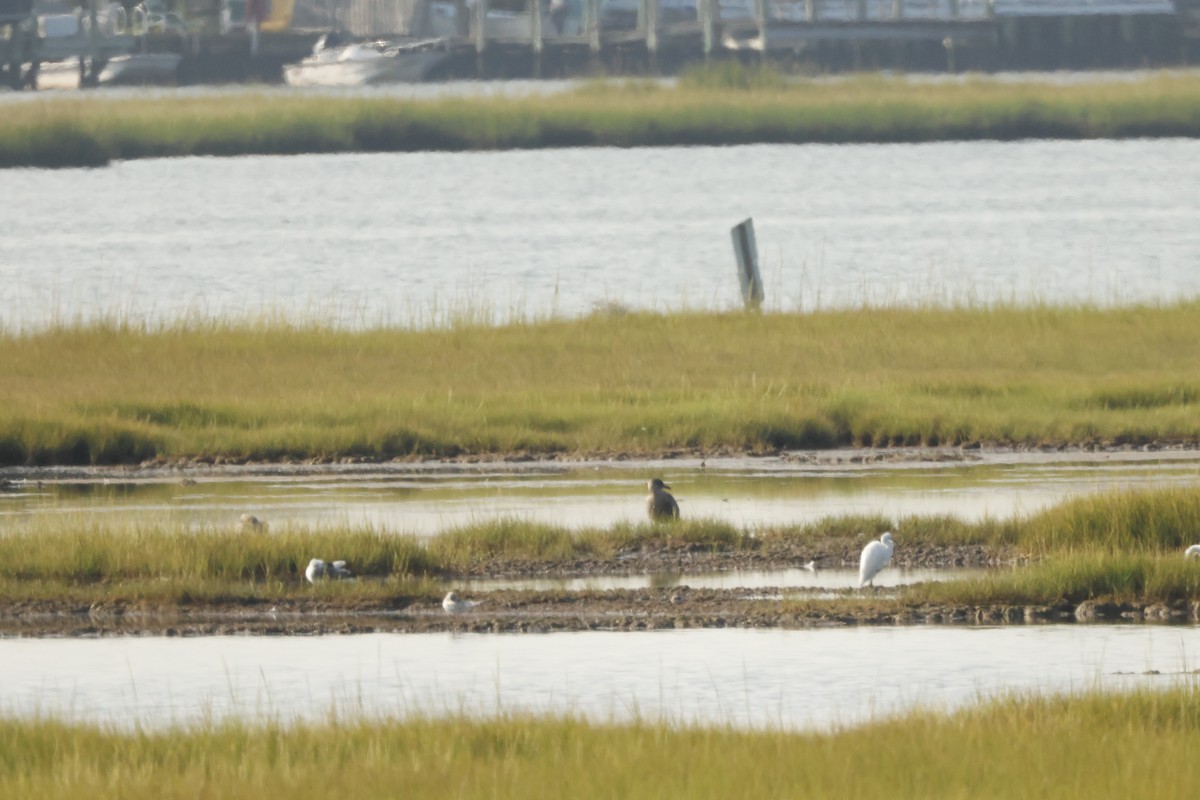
[421,0,1188,75]
[2,0,1195,88]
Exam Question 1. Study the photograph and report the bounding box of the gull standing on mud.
[1186,544,1200,558]
[442,591,484,614]
[646,478,680,522]
[858,532,895,588]
[305,558,354,584]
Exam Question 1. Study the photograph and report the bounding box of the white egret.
[442,591,485,614]
[646,478,680,522]
[858,532,895,588]
[1186,544,1200,558]
[800,560,816,572]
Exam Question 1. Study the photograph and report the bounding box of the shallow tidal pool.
[3,448,1199,537]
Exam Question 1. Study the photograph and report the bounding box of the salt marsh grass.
[0,512,438,602]
[4,71,1200,167]
[1018,487,1200,553]
[2,489,1199,604]
[909,552,1200,606]
[3,686,1200,799]
[0,512,745,601]
[3,304,1200,465]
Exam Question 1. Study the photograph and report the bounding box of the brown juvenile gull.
[646,478,680,522]
[238,513,266,533]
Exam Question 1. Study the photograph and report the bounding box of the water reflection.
[3,626,1196,730]
[2,452,1199,535]
[458,566,986,593]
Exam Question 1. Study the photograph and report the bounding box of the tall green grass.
[0,513,748,601]
[909,552,1200,606]
[1019,487,1200,553]
[5,71,1200,167]
[4,686,1200,799]
[3,304,1200,465]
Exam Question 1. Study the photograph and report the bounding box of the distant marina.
[3,0,1200,88]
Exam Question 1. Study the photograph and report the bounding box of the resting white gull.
[442,591,485,614]
[305,558,354,584]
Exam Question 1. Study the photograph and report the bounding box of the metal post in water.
[731,218,765,310]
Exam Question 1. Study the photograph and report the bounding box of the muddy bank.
[1,540,1190,638]
[455,536,1013,580]
[3,588,1197,639]
[3,443,1200,484]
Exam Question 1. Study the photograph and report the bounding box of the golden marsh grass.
[3,489,1200,605]
[4,686,1200,799]
[2,304,1200,464]
[4,70,1200,167]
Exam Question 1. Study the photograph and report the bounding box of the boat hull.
[283,47,449,86]
[33,52,182,89]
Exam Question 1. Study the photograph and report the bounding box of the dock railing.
[313,0,1181,60]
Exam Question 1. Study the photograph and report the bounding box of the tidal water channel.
[5,135,1200,331]
[5,448,1199,537]
[4,626,1199,730]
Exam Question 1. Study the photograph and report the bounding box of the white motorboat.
[283,35,452,86]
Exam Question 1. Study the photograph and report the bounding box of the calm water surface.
[4,138,1200,330]
[4,451,1198,535]
[458,566,987,592]
[3,626,1197,729]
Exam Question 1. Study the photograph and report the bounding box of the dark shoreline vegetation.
[6,687,1200,799]
[3,489,1200,634]
[5,67,1200,168]
[2,303,1200,467]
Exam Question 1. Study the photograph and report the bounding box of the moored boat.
[282,33,451,86]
